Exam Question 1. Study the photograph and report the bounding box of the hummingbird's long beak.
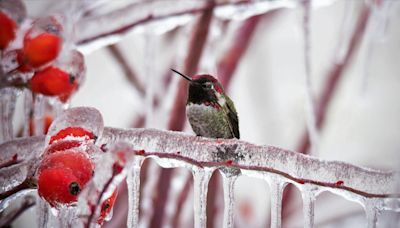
[171,69,192,82]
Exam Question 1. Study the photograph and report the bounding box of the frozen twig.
[98,127,399,200]
[76,0,258,47]
[1,126,399,225]
[0,191,36,227]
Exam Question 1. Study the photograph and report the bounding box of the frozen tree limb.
[99,127,399,200]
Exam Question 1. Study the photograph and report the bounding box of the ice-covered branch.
[99,127,399,200]
[75,0,297,52]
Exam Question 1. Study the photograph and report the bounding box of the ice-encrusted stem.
[33,95,45,136]
[192,167,213,228]
[269,178,287,228]
[0,88,18,143]
[76,0,293,50]
[127,156,144,228]
[221,173,237,228]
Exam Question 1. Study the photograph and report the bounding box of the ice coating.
[76,0,304,52]
[76,1,203,49]
[33,94,46,136]
[214,0,296,20]
[0,189,35,226]
[56,50,86,88]
[0,88,19,143]
[45,107,104,145]
[0,136,44,188]
[101,127,399,198]
[0,121,399,227]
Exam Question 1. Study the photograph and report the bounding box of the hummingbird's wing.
[223,95,240,139]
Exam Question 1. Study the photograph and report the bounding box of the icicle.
[0,88,18,143]
[221,173,238,228]
[269,178,287,228]
[192,167,213,228]
[301,188,316,228]
[22,90,33,137]
[37,196,49,228]
[127,156,144,228]
[33,95,45,136]
[364,199,382,228]
[302,0,319,156]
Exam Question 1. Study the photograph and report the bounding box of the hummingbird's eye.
[202,83,213,89]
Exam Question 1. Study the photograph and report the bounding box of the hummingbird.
[171,69,239,140]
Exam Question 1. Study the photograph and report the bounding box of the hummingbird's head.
[171,69,225,104]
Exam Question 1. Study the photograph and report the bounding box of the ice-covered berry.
[45,140,82,155]
[39,151,94,185]
[97,189,118,225]
[38,167,82,206]
[49,127,96,144]
[30,66,76,96]
[21,32,61,68]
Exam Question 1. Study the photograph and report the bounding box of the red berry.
[39,151,94,185]
[97,189,118,225]
[49,127,96,144]
[38,167,82,206]
[30,66,76,96]
[45,140,82,155]
[22,32,61,68]
[0,11,16,50]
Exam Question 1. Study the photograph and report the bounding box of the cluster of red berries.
[37,126,117,224]
[1,6,83,102]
